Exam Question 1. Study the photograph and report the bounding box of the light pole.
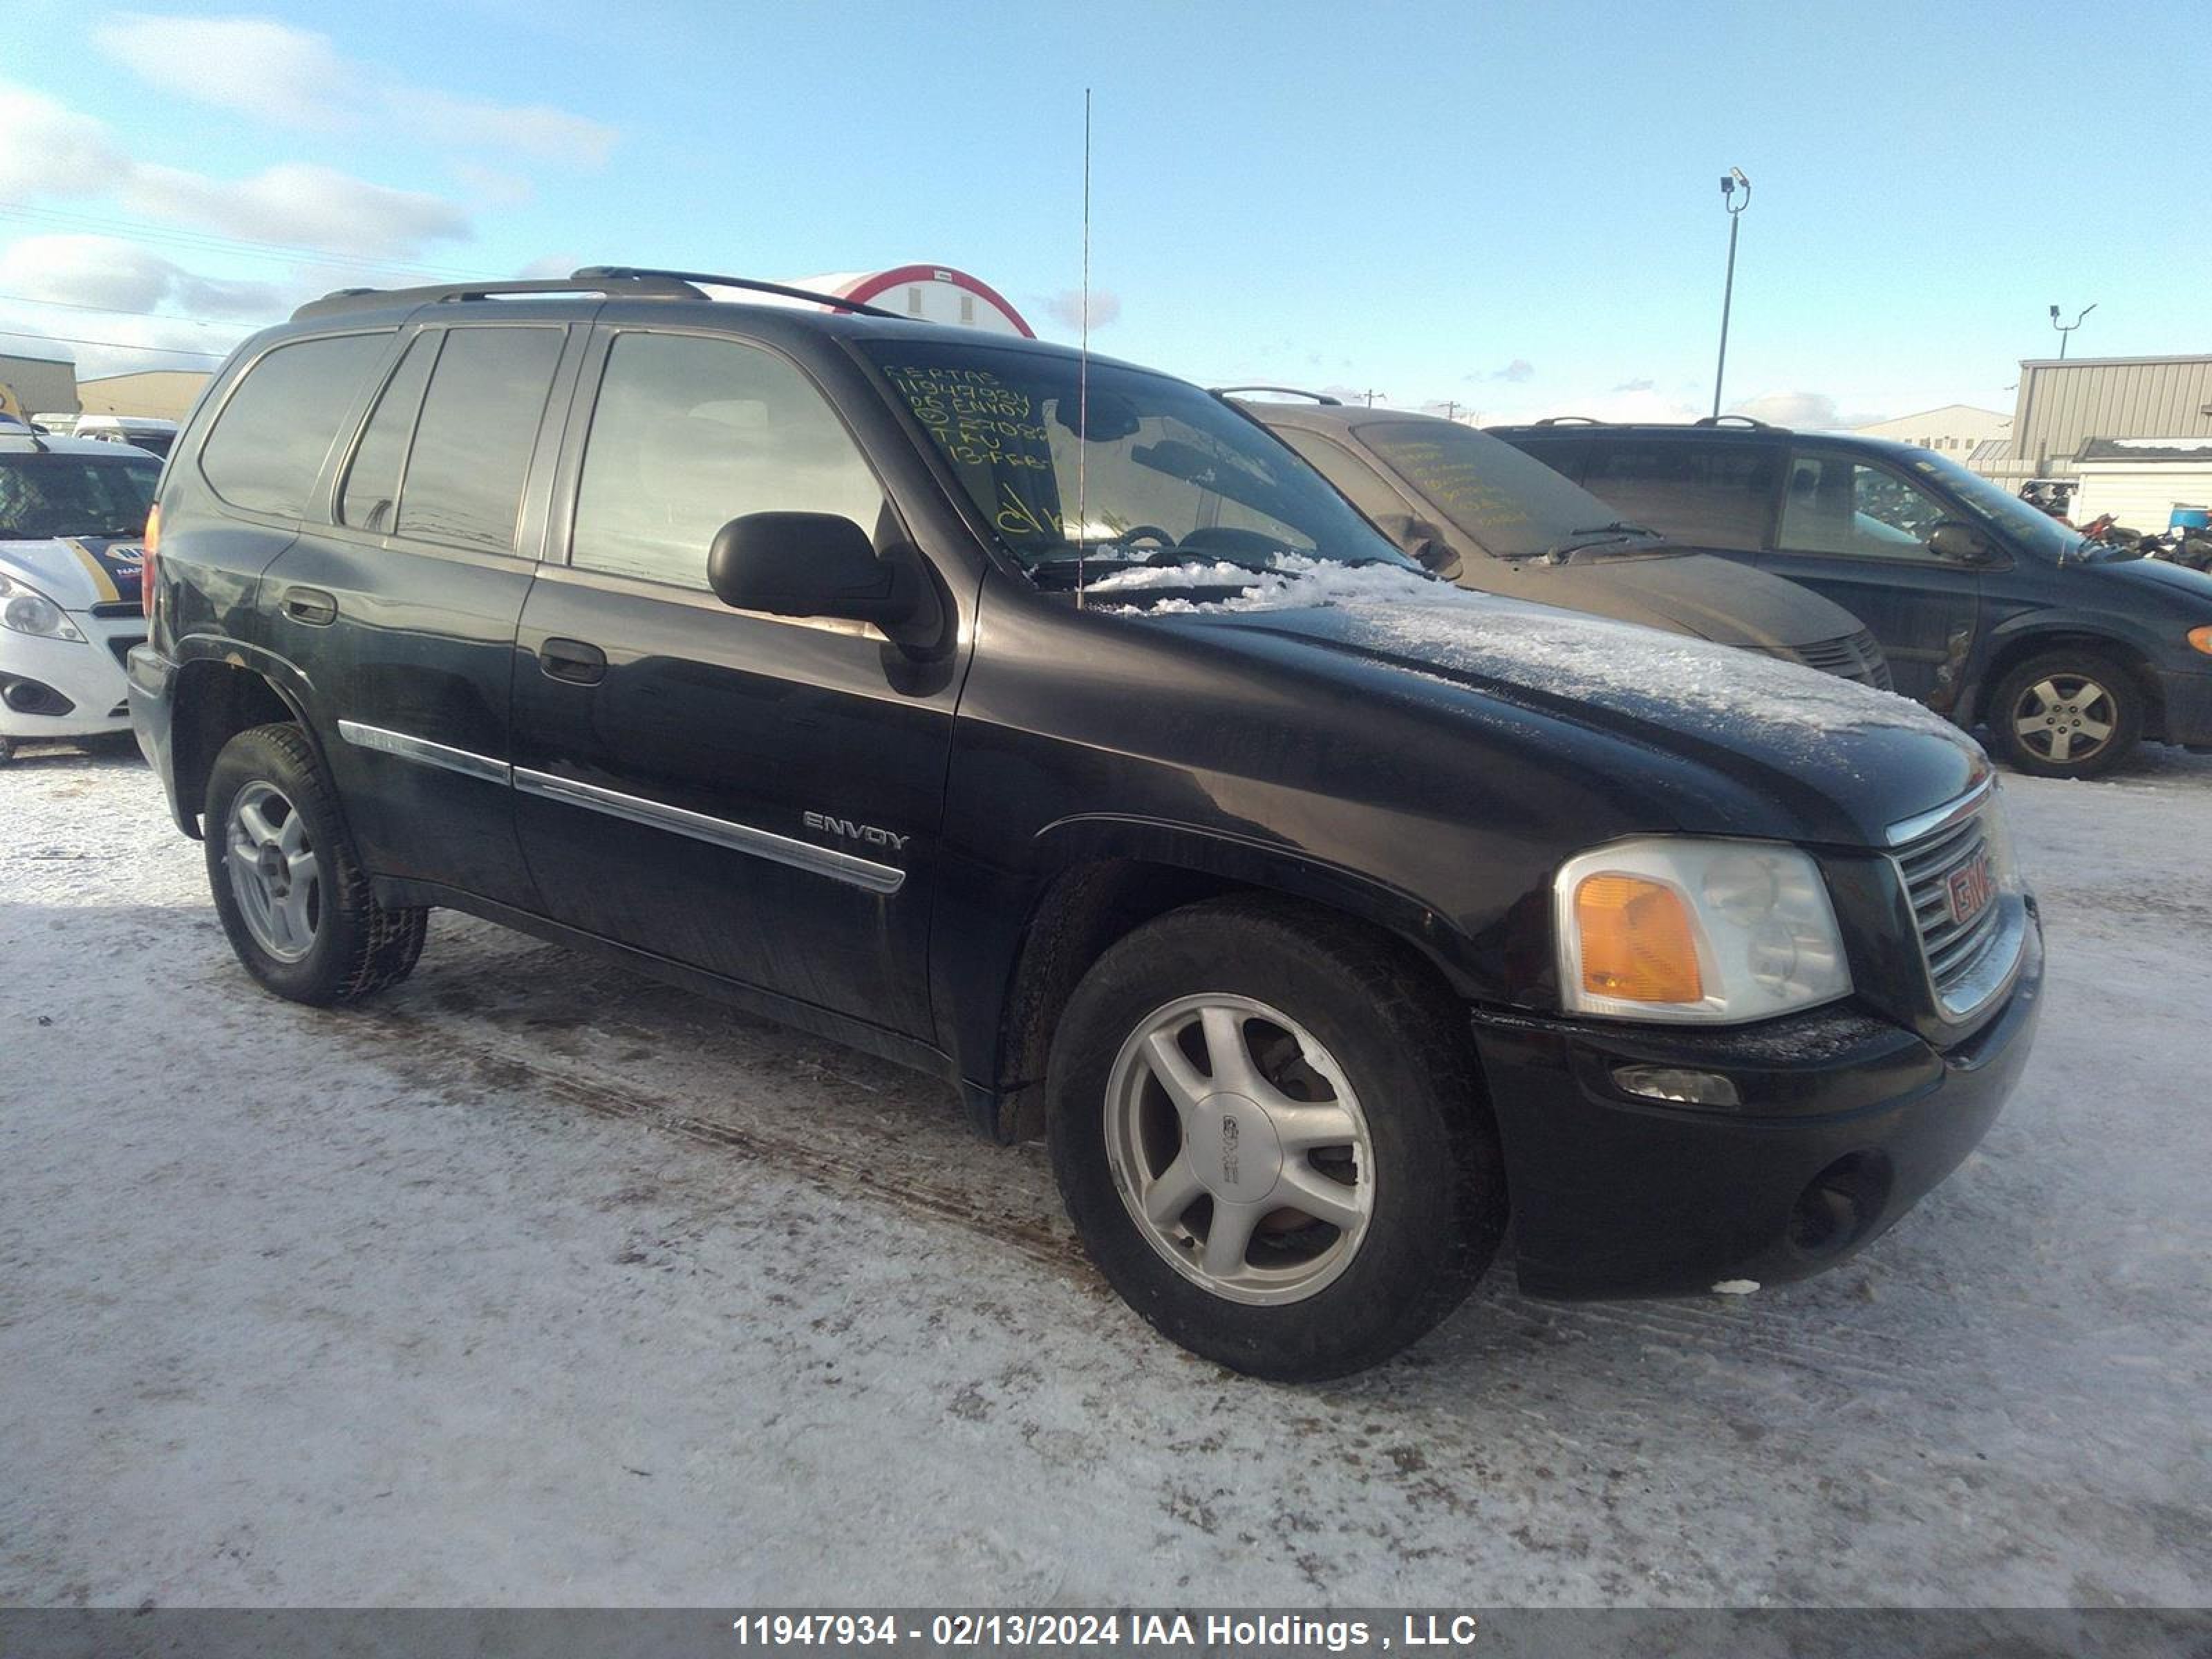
[1711,167,1750,419]
[2050,303,2096,359]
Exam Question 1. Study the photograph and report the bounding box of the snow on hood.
[1100,556,1966,757]
[0,536,145,608]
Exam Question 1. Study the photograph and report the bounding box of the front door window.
[1779,452,1949,559]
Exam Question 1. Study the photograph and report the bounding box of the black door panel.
[510,570,952,1035]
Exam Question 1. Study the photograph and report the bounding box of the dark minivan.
[1236,395,1892,687]
[1492,417,2212,778]
[132,270,2041,1378]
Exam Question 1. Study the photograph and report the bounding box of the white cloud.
[1046,289,1122,331]
[0,84,132,199]
[1484,386,1706,426]
[92,15,350,131]
[93,13,617,165]
[1728,390,1889,431]
[0,235,282,317]
[120,162,469,259]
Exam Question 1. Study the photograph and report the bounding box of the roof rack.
[572,266,906,319]
[1531,415,1603,426]
[1694,414,1773,429]
[1208,384,1344,406]
[291,273,707,321]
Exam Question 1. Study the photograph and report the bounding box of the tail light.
[141,503,160,621]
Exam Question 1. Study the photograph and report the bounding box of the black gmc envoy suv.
[131,270,2043,1378]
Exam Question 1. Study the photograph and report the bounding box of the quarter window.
[198,332,391,517]
[570,332,888,589]
[1576,439,1777,550]
[395,326,563,554]
[1779,452,1949,559]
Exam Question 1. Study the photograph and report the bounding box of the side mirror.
[1926,521,1995,564]
[707,512,918,628]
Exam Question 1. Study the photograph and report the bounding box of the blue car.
[1492,417,2212,778]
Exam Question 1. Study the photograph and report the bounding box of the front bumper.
[2157,664,2212,747]
[1,612,142,739]
[1474,912,2043,1300]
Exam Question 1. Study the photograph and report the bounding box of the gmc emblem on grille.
[1947,852,1995,927]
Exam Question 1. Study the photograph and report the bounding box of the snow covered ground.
[2,738,2208,1608]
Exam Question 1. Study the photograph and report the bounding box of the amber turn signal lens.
[2189,625,2212,656]
[1575,874,1705,1003]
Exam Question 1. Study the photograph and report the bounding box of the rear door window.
[338,332,438,533]
[395,326,564,554]
[198,332,391,517]
[1577,439,1778,550]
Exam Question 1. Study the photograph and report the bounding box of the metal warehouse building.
[0,348,79,419]
[1974,354,2212,487]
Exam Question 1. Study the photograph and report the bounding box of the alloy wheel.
[1103,993,1375,1305]
[225,780,322,963]
[2010,673,2116,766]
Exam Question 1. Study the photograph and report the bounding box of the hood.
[1119,562,1984,848]
[0,536,145,609]
[2084,550,2212,616]
[1458,548,1866,650]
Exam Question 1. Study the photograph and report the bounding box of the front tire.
[1986,648,2142,778]
[1047,899,1506,1380]
[203,723,427,1004]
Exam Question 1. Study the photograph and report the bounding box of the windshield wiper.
[1538,521,1662,563]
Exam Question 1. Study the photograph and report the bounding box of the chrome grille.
[1785,628,1893,691]
[1891,798,2017,1017]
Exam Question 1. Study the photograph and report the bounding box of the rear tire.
[203,723,427,1004]
[1047,898,1505,1380]
[1986,648,2142,778]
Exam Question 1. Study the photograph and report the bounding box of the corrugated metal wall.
[2013,357,2212,478]
[2071,462,2212,529]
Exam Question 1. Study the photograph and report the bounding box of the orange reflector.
[1575,874,1705,1003]
[2190,625,2212,656]
[141,503,161,621]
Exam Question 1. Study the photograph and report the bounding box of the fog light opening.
[1788,1151,1892,1259]
[1612,1064,1741,1107]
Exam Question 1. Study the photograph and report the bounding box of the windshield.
[1362,418,1665,559]
[1901,449,2087,562]
[863,342,1419,589]
[0,454,160,540]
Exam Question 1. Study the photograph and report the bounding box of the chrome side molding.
[336,720,512,785]
[513,767,905,894]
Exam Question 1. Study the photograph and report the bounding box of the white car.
[0,429,161,762]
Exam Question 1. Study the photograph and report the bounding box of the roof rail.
[291,273,704,322]
[572,266,906,319]
[1694,414,1773,429]
[1532,415,1603,426]
[1208,384,1344,406]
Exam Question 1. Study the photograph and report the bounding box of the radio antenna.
[1075,86,1092,610]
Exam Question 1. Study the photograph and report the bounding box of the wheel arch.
[973,816,1480,1143]
[169,645,322,836]
[1967,627,2165,740]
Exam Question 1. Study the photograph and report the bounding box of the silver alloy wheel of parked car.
[225,780,322,963]
[2010,672,2117,767]
[1103,993,1376,1305]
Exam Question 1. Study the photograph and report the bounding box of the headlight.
[0,573,88,642]
[1554,838,1853,1022]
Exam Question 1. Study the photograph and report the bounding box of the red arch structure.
[833,265,1035,338]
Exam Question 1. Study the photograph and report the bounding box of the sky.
[1,0,2206,427]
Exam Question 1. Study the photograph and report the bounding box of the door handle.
[283,587,337,626]
[538,637,607,685]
